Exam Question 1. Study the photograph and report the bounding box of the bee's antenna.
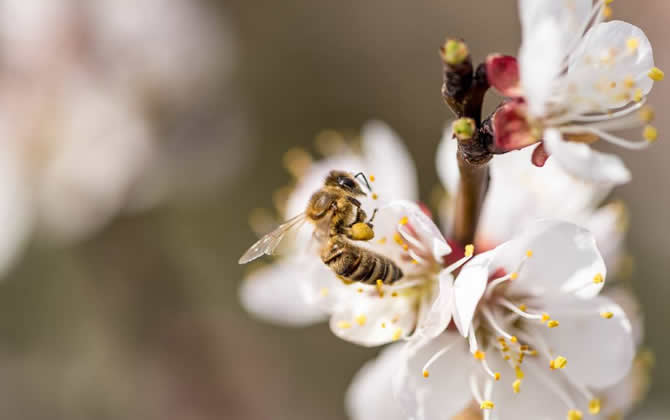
[354,172,372,191]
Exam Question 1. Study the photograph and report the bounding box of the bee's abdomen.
[323,239,403,284]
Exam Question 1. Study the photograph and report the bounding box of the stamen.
[481,307,516,341]
[444,252,474,274]
[547,320,560,328]
[567,409,583,420]
[355,315,367,326]
[601,311,614,319]
[398,225,427,251]
[498,298,544,320]
[320,288,329,297]
[480,401,494,410]
[408,249,428,265]
[337,321,352,329]
[589,399,602,414]
[571,126,652,150]
[643,125,658,142]
[376,279,384,297]
[550,356,568,370]
[369,175,376,182]
[392,328,403,341]
[469,374,484,404]
[399,216,409,225]
[626,37,639,52]
[422,343,456,378]
[371,193,378,200]
[593,273,604,284]
[512,379,521,393]
[648,67,665,81]
[465,244,475,257]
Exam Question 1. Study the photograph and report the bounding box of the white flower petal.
[417,270,454,339]
[346,344,407,420]
[603,287,643,347]
[453,251,496,336]
[362,121,419,202]
[393,332,474,420]
[569,21,655,109]
[518,0,593,44]
[239,257,328,327]
[436,124,459,197]
[519,18,565,115]
[493,220,607,299]
[329,291,417,347]
[583,202,627,272]
[531,296,635,388]
[543,128,632,185]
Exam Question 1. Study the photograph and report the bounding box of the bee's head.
[325,170,367,196]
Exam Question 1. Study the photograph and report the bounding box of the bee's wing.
[238,213,308,264]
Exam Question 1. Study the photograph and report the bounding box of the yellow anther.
[589,399,602,415]
[639,106,655,123]
[504,355,511,361]
[411,259,418,264]
[480,401,495,410]
[337,321,352,330]
[510,272,519,280]
[526,249,533,257]
[465,244,475,257]
[609,81,617,89]
[381,322,386,328]
[649,67,665,81]
[494,372,501,381]
[623,76,635,89]
[510,336,518,343]
[391,315,400,324]
[519,304,527,312]
[593,273,604,284]
[355,315,367,326]
[512,379,521,394]
[377,236,387,245]
[391,292,399,297]
[626,37,639,52]
[567,409,583,420]
[602,6,612,18]
[547,320,560,328]
[423,370,429,378]
[551,356,567,369]
[605,0,614,3]
[392,328,403,341]
[601,311,614,319]
[372,193,379,200]
[357,288,363,293]
[473,351,486,360]
[515,367,524,379]
[633,88,644,102]
[352,223,375,241]
[393,233,404,245]
[518,352,525,363]
[402,244,409,251]
[529,350,538,356]
[520,345,529,352]
[399,216,409,225]
[541,313,551,322]
[320,288,329,297]
[643,125,658,142]
[369,175,376,182]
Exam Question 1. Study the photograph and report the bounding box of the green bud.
[441,39,469,65]
[452,118,476,140]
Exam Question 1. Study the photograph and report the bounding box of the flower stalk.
[441,39,491,245]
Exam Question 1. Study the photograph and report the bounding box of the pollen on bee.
[473,351,486,360]
[648,67,665,81]
[567,409,583,420]
[601,311,614,319]
[399,216,409,225]
[480,401,494,410]
[512,379,521,393]
[589,399,602,415]
[593,273,604,284]
[392,328,403,341]
[643,125,658,142]
[465,244,474,257]
[337,321,352,330]
[547,320,560,328]
[355,314,367,326]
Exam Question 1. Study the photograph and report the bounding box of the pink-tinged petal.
[417,270,454,339]
[393,332,474,420]
[543,128,632,185]
[531,296,635,388]
[492,220,607,299]
[346,344,407,420]
[486,54,522,97]
[492,102,538,152]
[531,142,550,167]
[239,257,328,327]
[453,250,497,337]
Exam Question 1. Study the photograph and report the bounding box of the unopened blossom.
[240,122,419,329]
[392,220,635,420]
[487,0,662,185]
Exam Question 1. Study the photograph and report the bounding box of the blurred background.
[0,0,667,419]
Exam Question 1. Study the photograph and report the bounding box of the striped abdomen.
[321,236,403,284]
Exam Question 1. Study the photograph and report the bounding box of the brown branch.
[440,40,492,246]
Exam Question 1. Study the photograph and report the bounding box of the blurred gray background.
[0,0,667,419]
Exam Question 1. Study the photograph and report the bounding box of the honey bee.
[239,170,404,284]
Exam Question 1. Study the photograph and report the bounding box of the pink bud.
[531,143,550,167]
[492,101,537,152]
[486,54,522,97]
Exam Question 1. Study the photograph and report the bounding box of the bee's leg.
[366,208,378,225]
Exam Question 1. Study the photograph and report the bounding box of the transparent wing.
[238,213,308,264]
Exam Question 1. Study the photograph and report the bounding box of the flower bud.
[441,39,469,65]
[452,118,476,141]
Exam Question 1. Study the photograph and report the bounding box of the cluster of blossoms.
[240,1,657,419]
